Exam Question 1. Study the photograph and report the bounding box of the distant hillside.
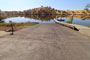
[65,10,90,15]
[23,6,57,15]
[0,6,90,17]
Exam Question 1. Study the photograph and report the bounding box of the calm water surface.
[4,17,54,23]
[3,16,90,26]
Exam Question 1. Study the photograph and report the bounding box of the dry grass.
[0,22,38,31]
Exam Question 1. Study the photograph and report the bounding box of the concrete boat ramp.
[0,31,10,37]
[0,23,90,60]
[55,19,90,37]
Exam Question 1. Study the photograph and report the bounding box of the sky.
[0,0,90,11]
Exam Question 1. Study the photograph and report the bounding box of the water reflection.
[0,14,90,26]
[74,15,90,20]
[24,15,56,21]
[1,14,90,21]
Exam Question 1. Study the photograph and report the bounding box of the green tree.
[84,3,90,10]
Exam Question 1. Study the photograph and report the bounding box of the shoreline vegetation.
[0,6,90,21]
[66,17,72,23]
[0,6,90,17]
[0,22,38,31]
[0,6,90,31]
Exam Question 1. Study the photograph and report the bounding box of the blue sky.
[0,0,90,11]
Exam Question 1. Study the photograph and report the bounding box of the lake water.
[61,17,90,26]
[4,17,54,23]
[3,15,90,26]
